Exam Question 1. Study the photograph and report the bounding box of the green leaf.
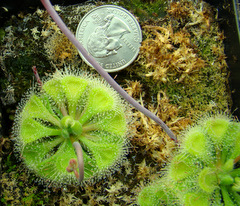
[96,109,127,136]
[20,118,62,144]
[221,185,237,206]
[168,154,199,182]
[61,76,88,118]
[222,159,234,173]
[80,136,124,169]
[183,192,210,206]
[22,94,61,127]
[204,117,230,145]
[198,167,218,193]
[232,177,240,192]
[229,188,240,202]
[219,174,234,186]
[79,87,115,124]
[230,168,240,178]
[22,137,63,167]
[229,123,240,160]
[183,126,208,158]
[36,139,76,181]
[138,180,173,206]
[42,78,65,105]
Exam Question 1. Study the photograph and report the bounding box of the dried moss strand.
[40,0,177,143]
[73,141,84,182]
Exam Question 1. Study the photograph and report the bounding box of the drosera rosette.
[137,114,240,206]
[12,68,130,186]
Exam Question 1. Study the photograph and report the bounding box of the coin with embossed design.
[76,5,142,72]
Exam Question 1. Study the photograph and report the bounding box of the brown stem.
[32,66,43,87]
[60,103,68,116]
[234,155,240,164]
[82,124,98,132]
[216,148,222,168]
[72,141,84,182]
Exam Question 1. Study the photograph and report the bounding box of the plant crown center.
[60,115,83,138]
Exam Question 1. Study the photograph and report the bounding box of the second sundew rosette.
[137,115,240,206]
[13,70,129,186]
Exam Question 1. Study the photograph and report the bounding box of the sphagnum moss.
[135,0,230,120]
[12,69,130,186]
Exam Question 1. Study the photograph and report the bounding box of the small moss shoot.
[117,0,168,21]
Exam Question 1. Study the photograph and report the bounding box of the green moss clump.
[117,0,167,21]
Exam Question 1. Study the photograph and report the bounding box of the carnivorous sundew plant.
[13,69,129,186]
[137,115,240,206]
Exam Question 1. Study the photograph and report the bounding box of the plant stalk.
[234,155,240,164]
[73,141,84,182]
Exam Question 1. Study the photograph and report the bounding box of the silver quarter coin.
[76,5,142,72]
